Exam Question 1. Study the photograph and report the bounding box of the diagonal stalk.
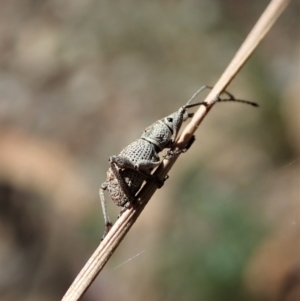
[62,0,291,300]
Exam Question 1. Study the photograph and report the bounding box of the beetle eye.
[167,117,173,122]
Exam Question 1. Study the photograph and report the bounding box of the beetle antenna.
[214,91,259,107]
[215,97,259,107]
[185,85,258,108]
[185,85,212,106]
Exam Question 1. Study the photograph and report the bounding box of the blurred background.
[0,0,299,300]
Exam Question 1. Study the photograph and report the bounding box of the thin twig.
[61,0,291,300]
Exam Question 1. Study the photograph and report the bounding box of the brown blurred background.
[0,1,299,301]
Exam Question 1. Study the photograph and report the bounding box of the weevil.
[99,86,258,237]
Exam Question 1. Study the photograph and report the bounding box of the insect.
[99,86,258,237]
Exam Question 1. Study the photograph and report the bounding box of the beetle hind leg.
[99,182,113,239]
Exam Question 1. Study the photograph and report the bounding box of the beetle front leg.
[164,135,196,159]
[109,155,136,170]
[134,159,166,188]
[109,155,166,188]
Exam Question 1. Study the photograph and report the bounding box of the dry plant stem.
[178,0,291,146]
[62,0,291,300]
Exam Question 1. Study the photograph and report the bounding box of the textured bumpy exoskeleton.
[100,86,258,237]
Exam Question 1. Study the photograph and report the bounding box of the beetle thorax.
[141,120,173,151]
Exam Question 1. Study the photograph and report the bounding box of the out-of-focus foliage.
[0,1,299,301]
